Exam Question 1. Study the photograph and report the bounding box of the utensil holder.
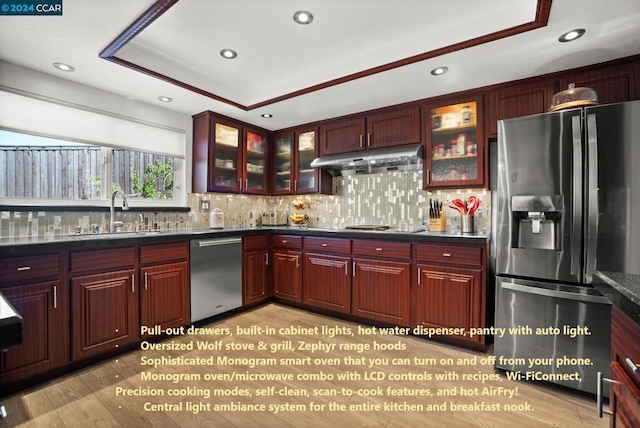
[461,215,475,233]
[429,212,446,232]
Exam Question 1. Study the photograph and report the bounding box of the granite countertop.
[0,226,490,256]
[593,271,640,326]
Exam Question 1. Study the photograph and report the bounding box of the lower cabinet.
[272,234,303,302]
[414,265,480,331]
[610,307,640,427]
[71,269,138,360]
[139,242,190,334]
[352,258,411,326]
[414,243,486,350]
[0,253,68,385]
[0,279,69,384]
[303,253,351,314]
[242,235,270,306]
[351,240,412,326]
[272,250,302,302]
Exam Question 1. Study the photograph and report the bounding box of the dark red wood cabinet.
[192,111,269,194]
[319,107,420,156]
[70,247,138,360]
[413,243,486,350]
[242,235,271,306]
[139,241,190,335]
[610,307,640,428]
[351,240,411,326]
[302,236,351,314]
[272,235,303,302]
[0,253,69,384]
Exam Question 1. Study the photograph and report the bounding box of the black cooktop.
[344,225,392,231]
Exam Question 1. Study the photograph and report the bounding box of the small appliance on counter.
[209,208,224,229]
[262,210,288,226]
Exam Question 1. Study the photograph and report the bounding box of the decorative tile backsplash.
[189,171,491,233]
[0,171,491,239]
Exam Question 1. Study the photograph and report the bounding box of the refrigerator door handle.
[500,281,611,304]
[585,113,599,283]
[570,115,583,277]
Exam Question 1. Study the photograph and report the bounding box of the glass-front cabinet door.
[295,129,318,194]
[244,129,268,194]
[273,132,293,194]
[424,99,484,188]
[213,122,241,192]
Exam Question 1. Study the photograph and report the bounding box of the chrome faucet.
[110,189,129,233]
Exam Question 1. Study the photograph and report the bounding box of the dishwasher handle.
[193,238,242,247]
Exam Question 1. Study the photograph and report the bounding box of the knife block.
[429,212,446,232]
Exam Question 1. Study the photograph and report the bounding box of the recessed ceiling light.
[220,49,238,59]
[293,10,313,25]
[430,66,448,76]
[158,96,172,102]
[53,62,75,72]
[261,113,273,118]
[559,29,586,42]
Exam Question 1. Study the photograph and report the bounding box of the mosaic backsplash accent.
[0,171,491,239]
[189,171,491,233]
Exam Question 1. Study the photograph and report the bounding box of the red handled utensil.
[450,198,467,215]
[467,195,480,215]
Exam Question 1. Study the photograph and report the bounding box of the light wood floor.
[1,304,608,428]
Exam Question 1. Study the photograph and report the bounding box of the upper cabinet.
[318,107,421,156]
[192,111,269,194]
[558,63,637,106]
[273,127,331,195]
[485,80,556,137]
[424,97,485,189]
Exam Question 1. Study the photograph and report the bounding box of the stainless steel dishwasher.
[190,237,242,322]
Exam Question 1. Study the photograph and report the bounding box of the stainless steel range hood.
[310,144,423,176]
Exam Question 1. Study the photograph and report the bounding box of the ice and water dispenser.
[510,195,564,250]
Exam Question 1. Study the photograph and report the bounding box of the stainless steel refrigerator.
[494,100,640,395]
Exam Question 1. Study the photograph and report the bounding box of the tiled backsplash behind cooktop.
[189,171,491,233]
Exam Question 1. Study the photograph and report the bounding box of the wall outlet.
[199,199,210,212]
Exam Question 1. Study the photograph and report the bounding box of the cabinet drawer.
[140,241,188,264]
[416,244,482,267]
[273,234,302,249]
[352,240,411,260]
[70,247,136,274]
[304,237,351,254]
[0,254,59,283]
[243,235,269,251]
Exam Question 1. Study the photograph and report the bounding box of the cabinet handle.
[367,133,371,147]
[418,268,421,285]
[295,255,300,268]
[238,178,242,189]
[352,261,355,277]
[359,134,363,148]
[442,253,451,257]
[322,243,328,247]
[53,285,57,309]
[245,179,248,189]
[375,247,383,251]
[131,274,135,293]
[597,371,618,417]
[265,253,269,266]
[17,266,31,271]
[626,357,640,374]
[144,272,148,290]
[294,180,297,192]
[426,169,430,185]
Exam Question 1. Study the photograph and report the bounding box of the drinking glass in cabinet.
[275,134,292,192]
